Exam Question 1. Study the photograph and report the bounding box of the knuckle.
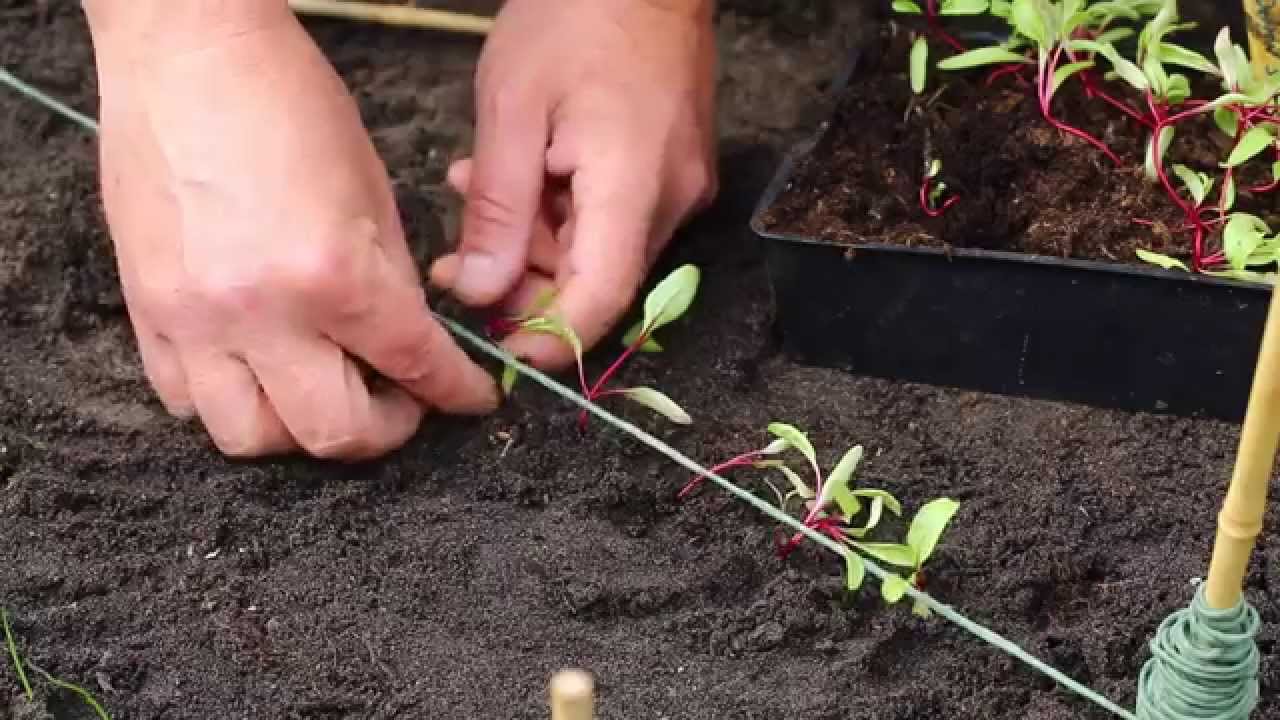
[381,338,444,388]
[190,271,266,317]
[465,186,522,235]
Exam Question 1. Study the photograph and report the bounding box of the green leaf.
[845,553,866,592]
[882,575,910,604]
[630,264,700,345]
[989,0,1011,18]
[1225,126,1276,167]
[766,423,818,474]
[1143,126,1174,182]
[851,488,904,517]
[1051,60,1094,97]
[1272,160,1280,182]
[1072,39,1148,90]
[621,322,664,352]
[912,597,933,618]
[937,45,1031,70]
[927,158,942,179]
[892,0,923,13]
[939,0,988,15]
[755,462,814,501]
[519,316,584,369]
[1155,42,1218,75]
[1224,213,1272,271]
[906,498,961,567]
[619,387,692,424]
[1010,0,1047,47]
[1204,268,1279,284]
[501,363,519,397]
[1215,107,1240,138]
[852,541,918,567]
[762,437,791,455]
[910,36,929,95]
[1172,164,1208,205]
[821,445,864,517]
[1215,26,1243,90]
[1136,248,1189,271]
[1221,173,1237,212]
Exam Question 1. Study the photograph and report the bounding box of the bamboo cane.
[1203,283,1280,609]
[550,670,594,720]
[1244,0,1280,75]
[288,0,493,35]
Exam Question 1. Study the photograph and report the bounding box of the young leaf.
[927,158,942,179]
[619,387,692,424]
[912,597,933,618]
[1225,126,1276,167]
[762,437,791,455]
[939,0,988,15]
[1172,164,1207,206]
[1136,248,1189,271]
[1155,42,1218,75]
[1010,0,1048,47]
[1143,126,1174,182]
[1051,60,1094,97]
[755,462,814,501]
[766,423,818,475]
[501,363,519,397]
[1214,107,1240,138]
[906,498,961,567]
[1072,39,1148,90]
[625,264,700,347]
[851,488,904,517]
[845,553,866,592]
[1223,213,1271,271]
[1215,26,1240,90]
[520,317,584,369]
[937,46,1032,70]
[821,445,864,517]
[882,574,911,604]
[621,323,664,352]
[910,36,929,95]
[892,0,923,13]
[1221,173,1237,212]
[1205,268,1279,284]
[852,542,918,567]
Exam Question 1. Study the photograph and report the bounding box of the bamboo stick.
[288,0,493,35]
[550,670,594,720]
[1203,283,1280,609]
[1244,0,1280,75]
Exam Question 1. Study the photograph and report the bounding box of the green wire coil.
[1136,584,1261,720]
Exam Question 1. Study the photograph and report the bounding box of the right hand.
[86,1,498,460]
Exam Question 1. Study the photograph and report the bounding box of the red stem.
[924,0,965,53]
[1038,47,1121,165]
[576,329,652,429]
[919,175,960,217]
[677,451,766,499]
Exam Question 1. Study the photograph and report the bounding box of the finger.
[131,323,195,418]
[501,270,558,317]
[502,171,657,370]
[434,157,562,286]
[437,88,550,305]
[248,335,424,461]
[185,353,298,458]
[328,244,500,415]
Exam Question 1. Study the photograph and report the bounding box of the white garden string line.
[435,315,1139,720]
[2,64,1138,720]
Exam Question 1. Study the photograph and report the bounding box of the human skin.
[82,0,716,460]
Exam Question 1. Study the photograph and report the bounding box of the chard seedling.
[873,497,962,617]
[893,0,988,54]
[682,423,961,610]
[490,264,701,429]
[919,158,960,216]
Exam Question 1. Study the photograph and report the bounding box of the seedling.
[870,498,962,617]
[3,607,112,719]
[920,158,960,216]
[489,264,701,429]
[893,0,989,54]
[681,423,961,611]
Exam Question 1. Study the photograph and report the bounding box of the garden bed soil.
[3,3,1280,720]
[760,27,1275,267]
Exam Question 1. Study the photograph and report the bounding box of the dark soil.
[3,2,1280,720]
[760,23,1278,267]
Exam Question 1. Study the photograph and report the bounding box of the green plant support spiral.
[1135,584,1262,719]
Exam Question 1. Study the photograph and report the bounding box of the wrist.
[84,0,293,64]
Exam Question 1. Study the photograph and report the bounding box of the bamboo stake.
[1244,0,1280,76]
[550,670,594,720]
[288,0,493,35]
[1203,283,1280,609]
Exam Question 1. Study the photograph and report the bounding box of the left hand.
[429,0,718,369]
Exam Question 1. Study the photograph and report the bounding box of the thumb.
[433,95,549,306]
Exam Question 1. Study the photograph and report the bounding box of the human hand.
[86,1,498,460]
[429,0,718,369]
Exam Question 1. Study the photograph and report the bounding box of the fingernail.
[454,252,504,304]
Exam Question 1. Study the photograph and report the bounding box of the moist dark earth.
[2,2,1279,719]
[761,16,1275,266]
